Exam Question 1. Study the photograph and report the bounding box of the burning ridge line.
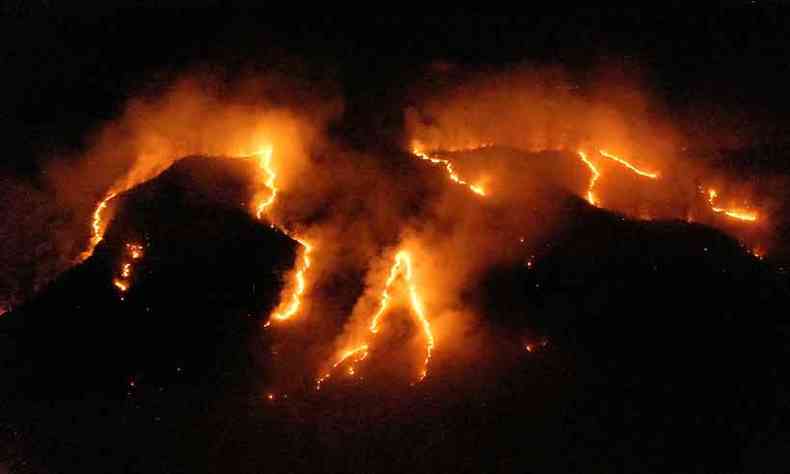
[411,141,488,196]
[317,250,434,390]
[576,149,659,207]
[79,146,315,324]
[706,188,758,223]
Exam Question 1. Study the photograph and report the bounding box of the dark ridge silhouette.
[0,155,787,473]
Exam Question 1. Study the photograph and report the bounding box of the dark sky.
[2,4,789,174]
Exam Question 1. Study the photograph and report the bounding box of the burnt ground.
[0,156,789,473]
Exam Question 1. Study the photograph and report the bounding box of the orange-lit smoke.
[577,151,601,206]
[49,74,334,265]
[319,249,435,388]
[706,189,759,223]
[405,66,766,241]
[244,145,315,325]
[411,141,487,196]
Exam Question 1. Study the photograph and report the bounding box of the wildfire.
[113,242,144,297]
[252,146,277,219]
[706,189,758,223]
[577,149,659,207]
[318,250,434,389]
[79,191,119,261]
[598,150,660,179]
[577,151,600,206]
[315,344,369,390]
[269,238,313,322]
[411,142,486,196]
[244,147,315,325]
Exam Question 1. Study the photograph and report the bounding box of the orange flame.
[252,146,277,219]
[577,149,659,207]
[112,279,129,292]
[113,243,144,296]
[577,151,600,206]
[598,150,660,179]
[245,147,315,325]
[315,344,369,390]
[269,238,313,322]
[319,250,434,389]
[411,142,486,196]
[78,191,119,261]
[706,189,758,222]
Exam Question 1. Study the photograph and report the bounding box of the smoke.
[45,73,340,259]
[2,64,780,391]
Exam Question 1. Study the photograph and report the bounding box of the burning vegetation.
[5,66,779,397]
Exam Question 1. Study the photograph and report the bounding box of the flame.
[252,146,277,219]
[598,150,660,179]
[245,147,315,325]
[706,189,758,222]
[78,191,119,261]
[113,243,144,296]
[577,149,660,207]
[318,250,434,389]
[77,145,316,321]
[269,238,313,322]
[112,279,129,292]
[411,142,486,196]
[315,344,369,390]
[577,151,600,206]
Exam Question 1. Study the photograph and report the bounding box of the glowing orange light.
[316,344,369,390]
[368,250,433,381]
[598,150,660,179]
[79,191,119,261]
[252,146,276,219]
[113,242,144,296]
[577,151,600,206]
[318,250,435,389]
[269,238,313,322]
[243,147,316,324]
[577,149,659,207]
[707,189,758,223]
[113,279,129,292]
[411,142,486,196]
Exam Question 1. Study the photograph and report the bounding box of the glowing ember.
[577,151,600,206]
[411,142,486,196]
[113,243,145,296]
[113,279,129,292]
[706,189,758,222]
[79,191,119,261]
[318,250,435,389]
[316,344,369,390]
[598,150,660,179]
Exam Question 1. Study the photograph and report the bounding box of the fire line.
[411,142,487,196]
[317,250,434,389]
